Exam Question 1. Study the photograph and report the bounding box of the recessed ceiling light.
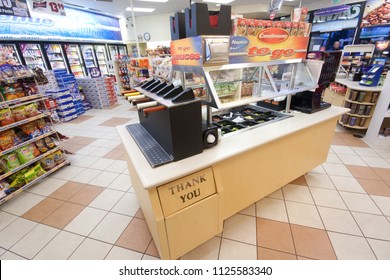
[136,0,169,2]
[125,7,155,12]
[284,0,296,2]
[203,0,235,4]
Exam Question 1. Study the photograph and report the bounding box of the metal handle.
[143,105,166,117]
[137,101,158,110]
[132,98,151,106]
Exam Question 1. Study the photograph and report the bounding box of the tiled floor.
[1,97,390,260]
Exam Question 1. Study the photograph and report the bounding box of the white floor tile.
[107,174,132,192]
[310,165,327,174]
[328,232,376,260]
[310,188,347,209]
[329,175,366,193]
[105,160,128,174]
[111,193,140,217]
[89,158,116,171]
[89,189,124,211]
[317,206,362,236]
[105,246,143,260]
[1,192,45,216]
[337,154,368,166]
[219,238,257,260]
[222,214,256,245]
[90,139,111,147]
[69,238,112,260]
[239,204,256,216]
[266,189,284,199]
[372,148,390,159]
[0,218,38,249]
[326,153,342,164]
[367,239,390,260]
[27,178,68,196]
[10,224,59,259]
[0,211,18,231]
[71,169,101,184]
[89,212,131,244]
[371,195,390,216]
[351,147,380,157]
[304,173,335,189]
[352,212,390,241]
[89,171,120,188]
[92,147,113,157]
[64,207,107,236]
[75,145,99,156]
[72,155,100,168]
[331,145,357,155]
[181,237,221,260]
[142,254,160,260]
[322,163,353,177]
[285,201,324,229]
[340,192,382,214]
[50,165,86,181]
[361,156,390,168]
[256,197,288,223]
[0,251,27,260]
[0,247,5,256]
[34,231,85,260]
[282,184,314,204]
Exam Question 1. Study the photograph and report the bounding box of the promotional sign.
[0,0,30,17]
[32,0,66,16]
[0,6,122,42]
[361,0,390,27]
[311,3,363,32]
[170,36,203,67]
[229,31,309,64]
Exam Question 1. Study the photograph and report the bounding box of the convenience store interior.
[1,0,390,260]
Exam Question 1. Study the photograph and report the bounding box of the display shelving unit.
[0,74,70,204]
[113,58,132,93]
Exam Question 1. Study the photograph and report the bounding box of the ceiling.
[62,0,315,18]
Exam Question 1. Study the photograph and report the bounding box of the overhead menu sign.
[31,0,66,16]
[0,0,30,17]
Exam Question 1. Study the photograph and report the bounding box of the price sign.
[0,0,30,17]
[32,0,66,16]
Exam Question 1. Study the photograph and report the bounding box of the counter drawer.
[165,194,219,259]
[157,167,216,216]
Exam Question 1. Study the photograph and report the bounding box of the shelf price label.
[32,0,66,16]
[0,0,30,17]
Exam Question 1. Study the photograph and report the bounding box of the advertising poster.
[361,0,390,27]
[170,36,203,67]
[31,0,66,16]
[0,0,30,17]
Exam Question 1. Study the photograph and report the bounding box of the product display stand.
[113,57,132,93]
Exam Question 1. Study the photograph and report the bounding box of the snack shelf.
[0,112,51,132]
[338,120,368,130]
[0,94,45,109]
[0,159,70,205]
[0,74,36,84]
[0,130,56,157]
[0,146,61,181]
[345,98,376,105]
[8,97,48,109]
[346,112,372,118]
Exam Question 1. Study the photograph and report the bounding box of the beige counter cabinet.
[118,106,348,260]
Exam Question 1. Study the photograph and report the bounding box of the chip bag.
[36,119,51,133]
[52,150,65,164]
[23,169,38,184]
[40,154,56,171]
[0,133,14,150]
[16,145,35,164]
[24,103,40,118]
[20,122,42,139]
[33,163,46,177]
[12,106,27,122]
[2,152,21,171]
[0,108,16,127]
[28,143,41,157]
[44,137,55,149]
[35,139,48,153]
[9,174,25,189]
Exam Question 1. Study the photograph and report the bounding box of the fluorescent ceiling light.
[125,7,155,12]
[136,0,169,2]
[284,0,296,2]
[203,0,235,4]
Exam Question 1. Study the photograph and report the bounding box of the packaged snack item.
[16,145,35,164]
[264,21,273,28]
[44,137,56,149]
[23,169,38,184]
[35,139,48,153]
[237,18,247,36]
[52,150,65,164]
[274,21,284,29]
[303,23,312,37]
[40,155,56,171]
[2,85,18,100]
[0,133,14,150]
[255,20,264,35]
[9,174,25,189]
[300,7,308,22]
[298,22,306,36]
[284,22,292,34]
[291,22,299,36]
[24,103,40,118]
[0,108,16,127]
[28,143,41,157]
[0,179,9,189]
[12,106,27,121]
[0,158,8,173]
[20,122,42,139]
[33,163,46,177]
[2,152,21,171]
[36,119,51,133]
[246,19,256,36]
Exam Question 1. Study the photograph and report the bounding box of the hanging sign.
[32,0,66,16]
[313,5,350,16]
[0,0,30,17]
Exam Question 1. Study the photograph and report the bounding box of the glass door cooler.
[0,43,21,64]
[44,43,68,70]
[80,44,98,76]
[64,44,86,77]
[94,45,109,76]
[109,45,119,60]
[19,43,47,70]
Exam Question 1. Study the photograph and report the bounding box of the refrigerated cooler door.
[95,45,108,76]
[65,44,86,77]
[81,45,97,75]
[45,44,67,70]
[109,45,118,60]
[20,43,47,70]
[0,44,21,64]
[118,45,127,56]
